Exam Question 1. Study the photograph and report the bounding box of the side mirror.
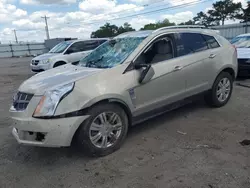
[65,49,74,55]
[134,64,155,84]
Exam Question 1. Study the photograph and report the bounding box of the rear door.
[202,34,222,81]
[174,32,212,96]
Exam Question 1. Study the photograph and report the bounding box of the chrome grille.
[13,92,33,111]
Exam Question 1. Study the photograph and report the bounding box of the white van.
[30,38,108,72]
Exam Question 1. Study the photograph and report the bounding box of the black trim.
[34,107,90,119]
[123,61,134,74]
[32,69,44,72]
[132,91,206,125]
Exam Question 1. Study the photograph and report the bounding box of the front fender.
[50,58,69,68]
[81,94,134,113]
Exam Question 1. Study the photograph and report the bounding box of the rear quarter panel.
[209,35,237,86]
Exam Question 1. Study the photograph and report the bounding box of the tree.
[179,20,195,25]
[118,22,135,34]
[208,0,242,25]
[91,22,135,38]
[193,11,210,25]
[140,18,175,30]
[236,1,250,22]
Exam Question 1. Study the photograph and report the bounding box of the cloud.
[169,0,199,6]
[161,11,194,24]
[20,0,76,5]
[79,0,143,14]
[129,16,155,30]
[129,0,158,3]
[0,1,27,23]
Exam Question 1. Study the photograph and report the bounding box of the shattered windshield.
[231,36,250,48]
[78,37,146,69]
[49,41,72,53]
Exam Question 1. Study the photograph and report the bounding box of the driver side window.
[66,42,83,54]
[135,34,175,65]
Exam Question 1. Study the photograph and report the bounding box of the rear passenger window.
[203,35,220,49]
[175,33,208,57]
[83,40,102,51]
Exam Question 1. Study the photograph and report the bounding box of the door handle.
[209,54,216,58]
[173,66,183,71]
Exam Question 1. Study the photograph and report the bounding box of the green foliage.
[208,0,242,25]
[140,19,175,30]
[236,1,250,22]
[90,0,245,38]
[179,20,195,25]
[91,22,135,38]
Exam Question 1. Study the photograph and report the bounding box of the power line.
[70,0,212,27]
[1,0,211,36]
[41,15,50,39]
[66,0,166,25]
[67,0,185,26]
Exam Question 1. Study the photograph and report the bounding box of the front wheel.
[75,103,128,157]
[205,72,233,107]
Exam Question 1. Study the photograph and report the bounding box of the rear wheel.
[205,72,233,107]
[75,103,128,157]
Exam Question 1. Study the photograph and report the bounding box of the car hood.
[19,64,102,95]
[32,53,59,61]
[237,48,250,59]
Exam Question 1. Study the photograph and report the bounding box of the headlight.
[33,82,74,117]
[40,59,50,64]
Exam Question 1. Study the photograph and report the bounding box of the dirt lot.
[0,57,249,188]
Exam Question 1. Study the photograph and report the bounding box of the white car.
[231,33,250,76]
[30,38,108,72]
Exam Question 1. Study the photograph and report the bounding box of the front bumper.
[11,115,89,147]
[30,63,50,72]
[238,59,250,76]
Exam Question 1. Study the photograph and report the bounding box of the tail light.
[232,45,237,56]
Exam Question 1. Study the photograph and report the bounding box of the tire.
[75,103,128,157]
[53,61,66,68]
[205,72,233,108]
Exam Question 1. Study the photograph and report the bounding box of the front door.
[64,41,86,63]
[132,34,187,116]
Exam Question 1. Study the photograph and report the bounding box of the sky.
[0,0,248,43]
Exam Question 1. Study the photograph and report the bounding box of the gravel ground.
[0,57,249,188]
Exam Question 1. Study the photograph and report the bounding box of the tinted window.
[175,33,208,57]
[203,35,220,48]
[67,42,84,53]
[83,40,107,51]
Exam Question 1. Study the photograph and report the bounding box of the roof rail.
[153,25,206,33]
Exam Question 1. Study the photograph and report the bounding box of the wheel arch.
[70,97,133,147]
[53,60,67,68]
[214,66,236,83]
[87,98,133,126]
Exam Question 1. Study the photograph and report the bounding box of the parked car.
[30,38,108,72]
[10,27,237,156]
[231,33,250,76]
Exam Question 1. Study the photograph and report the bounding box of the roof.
[115,30,153,38]
[115,26,219,39]
[68,38,109,42]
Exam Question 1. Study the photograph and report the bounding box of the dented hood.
[19,64,101,95]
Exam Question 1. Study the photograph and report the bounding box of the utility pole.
[13,29,18,43]
[41,15,50,40]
